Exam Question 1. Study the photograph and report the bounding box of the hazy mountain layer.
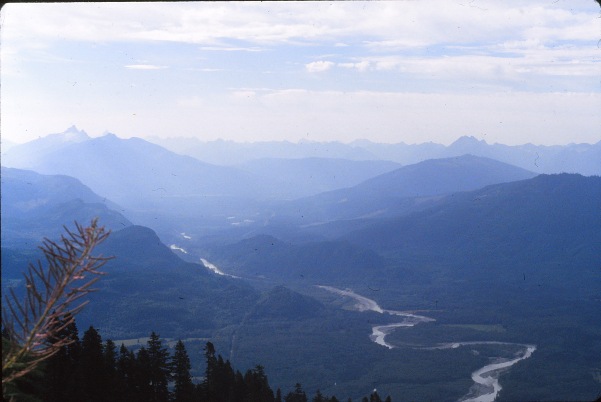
[149,135,601,175]
[268,154,537,225]
[1,167,131,247]
[235,157,401,199]
[3,128,600,401]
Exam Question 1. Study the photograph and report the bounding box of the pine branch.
[2,219,113,388]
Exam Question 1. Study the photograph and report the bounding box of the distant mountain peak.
[55,125,90,142]
[65,124,80,132]
[450,136,487,147]
[100,132,119,139]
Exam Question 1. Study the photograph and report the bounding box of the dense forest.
[2,317,391,402]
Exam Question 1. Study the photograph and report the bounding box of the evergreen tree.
[116,344,139,402]
[116,344,136,402]
[134,347,154,402]
[43,315,84,402]
[171,340,194,402]
[285,383,308,402]
[276,388,283,402]
[369,391,382,402]
[80,326,105,401]
[201,342,218,402]
[244,365,274,402]
[232,369,246,402]
[103,339,118,400]
[146,332,170,402]
[313,389,325,402]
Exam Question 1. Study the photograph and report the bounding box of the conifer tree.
[276,388,283,402]
[146,332,170,402]
[313,389,325,402]
[103,339,118,400]
[232,369,246,402]
[369,391,382,402]
[201,341,218,402]
[285,383,308,402]
[244,365,274,402]
[116,344,137,401]
[171,340,194,402]
[80,326,105,401]
[43,315,83,402]
[135,347,153,402]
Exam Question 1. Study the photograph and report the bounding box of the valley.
[316,286,536,402]
[3,4,600,400]
[2,128,600,401]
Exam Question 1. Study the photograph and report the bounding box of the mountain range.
[268,154,537,226]
[149,134,601,175]
[2,127,600,401]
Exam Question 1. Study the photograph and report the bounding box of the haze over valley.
[2,127,600,401]
[2,2,600,401]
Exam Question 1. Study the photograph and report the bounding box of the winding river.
[317,285,536,402]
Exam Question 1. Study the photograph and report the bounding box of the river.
[317,285,536,402]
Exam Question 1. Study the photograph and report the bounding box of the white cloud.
[3,2,598,47]
[305,61,335,73]
[339,60,370,72]
[124,64,167,70]
[2,1,599,146]
[199,46,264,52]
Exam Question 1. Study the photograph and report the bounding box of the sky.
[1,1,600,146]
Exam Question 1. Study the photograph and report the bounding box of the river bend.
[317,285,536,402]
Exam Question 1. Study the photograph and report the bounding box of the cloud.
[2,1,598,146]
[338,60,371,72]
[199,46,264,52]
[124,64,167,70]
[305,61,335,73]
[4,2,597,47]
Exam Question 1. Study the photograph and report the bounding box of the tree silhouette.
[42,315,84,402]
[80,326,105,401]
[146,332,170,402]
[171,340,194,402]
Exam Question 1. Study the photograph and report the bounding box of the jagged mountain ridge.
[148,134,601,175]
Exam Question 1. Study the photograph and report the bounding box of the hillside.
[235,157,400,199]
[272,155,537,224]
[346,173,601,283]
[0,167,131,247]
[205,234,387,286]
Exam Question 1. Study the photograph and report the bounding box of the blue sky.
[1,1,600,145]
